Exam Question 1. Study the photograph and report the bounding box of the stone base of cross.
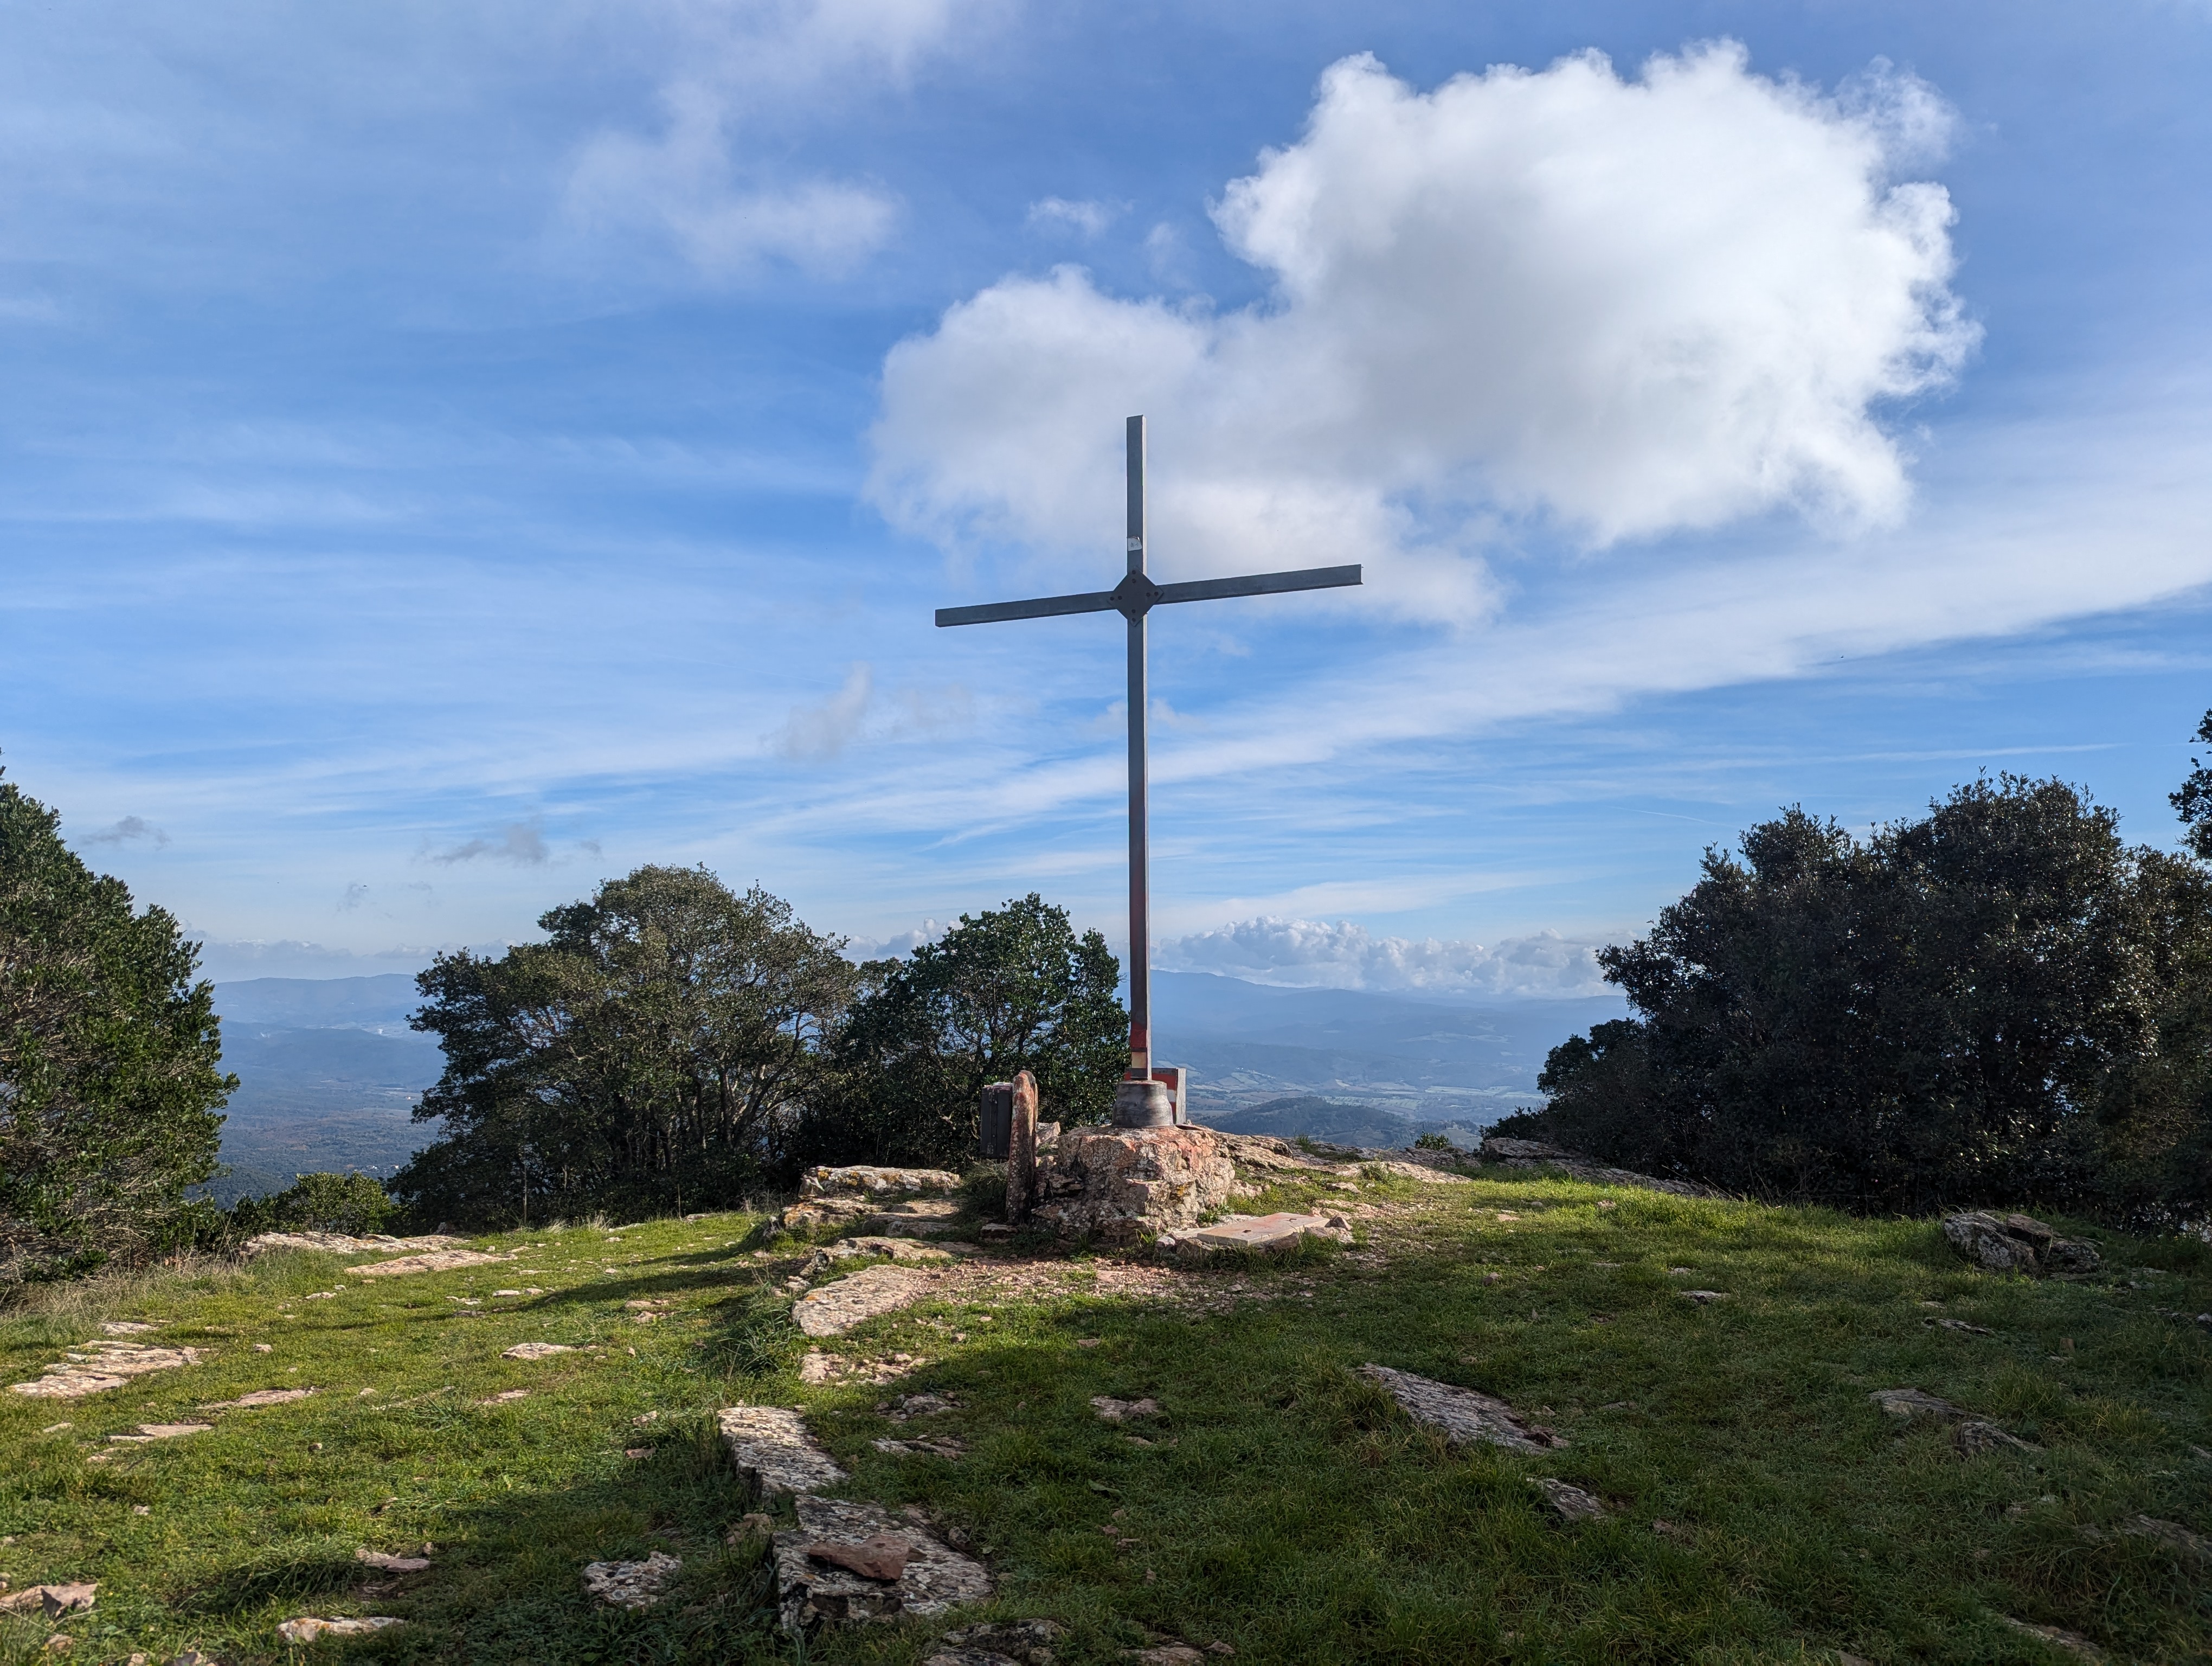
[936,416,1359,1127]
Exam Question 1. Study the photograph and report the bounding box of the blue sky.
[4,0,2210,996]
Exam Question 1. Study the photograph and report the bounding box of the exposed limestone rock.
[1477,1136,1724,1199]
[1090,1395,1160,1422]
[718,1405,848,1496]
[794,1264,934,1337]
[0,1584,95,1619]
[1169,1213,1351,1255]
[1956,1420,2041,1456]
[355,1550,432,1572]
[244,1232,462,1257]
[1359,1161,1472,1185]
[106,1422,211,1444]
[499,1342,574,1361]
[2120,1515,2209,1563]
[581,1553,681,1610]
[9,1343,204,1400]
[937,1619,1065,1664]
[779,1166,962,1232]
[200,1387,316,1410]
[1869,1387,1965,1422]
[1032,1126,1237,1245]
[275,1617,400,1644]
[1360,1364,1561,1452]
[1210,1133,1340,1174]
[821,1236,956,1266]
[872,1435,964,1459]
[880,1392,956,1420]
[773,1496,989,1633]
[1995,1616,2104,1662]
[1941,1212,2102,1277]
[99,1322,158,1336]
[866,1199,966,1235]
[1534,1478,1607,1521]
[347,1248,515,1278]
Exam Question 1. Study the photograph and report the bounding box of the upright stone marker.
[936,416,1361,1124]
[1006,1071,1039,1223]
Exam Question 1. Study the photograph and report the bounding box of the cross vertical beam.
[934,415,1361,1126]
[1124,414,1152,1081]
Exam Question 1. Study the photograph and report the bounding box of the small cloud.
[775,663,873,759]
[429,819,551,866]
[579,838,603,856]
[845,919,950,960]
[81,815,169,847]
[341,882,371,911]
[1026,196,1121,239]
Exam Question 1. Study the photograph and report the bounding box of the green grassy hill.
[3,1163,2208,1664]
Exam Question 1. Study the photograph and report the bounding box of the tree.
[228,1171,396,1238]
[2172,708,2212,862]
[390,866,856,1227]
[1533,776,2210,1215]
[811,894,1126,1168]
[1,770,234,1280]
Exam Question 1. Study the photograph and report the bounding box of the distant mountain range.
[203,975,442,1204]
[196,968,1623,1202]
[1151,970,1622,1123]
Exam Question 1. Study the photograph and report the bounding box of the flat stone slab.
[774,1496,989,1633]
[276,1617,401,1643]
[582,1552,681,1610]
[1173,1212,1348,1253]
[826,1236,956,1264]
[1477,1136,1725,1199]
[802,1165,962,1201]
[1941,1210,2101,1277]
[1869,1387,1965,1421]
[1361,1364,1562,1452]
[794,1264,933,1337]
[9,1343,204,1400]
[107,1422,212,1444]
[246,1232,464,1257]
[1534,1477,1606,1520]
[500,1342,574,1361]
[201,1387,316,1409]
[0,1584,96,1619]
[718,1405,848,1496]
[348,1248,514,1278]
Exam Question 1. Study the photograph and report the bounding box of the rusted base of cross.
[1111,1065,1186,1129]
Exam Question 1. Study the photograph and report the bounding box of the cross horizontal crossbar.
[934,562,1361,628]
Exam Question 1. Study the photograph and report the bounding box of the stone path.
[793,1265,938,1337]
[774,1496,989,1633]
[199,1387,316,1410]
[8,1343,204,1400]
[581,1553,681,1610]
[1361,1364,1561,1452]
[718,1405,848,1495]
[245,1232,462,1257]
[348,1248,515,1278]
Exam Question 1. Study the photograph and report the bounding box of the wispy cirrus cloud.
[561,0,1011,281]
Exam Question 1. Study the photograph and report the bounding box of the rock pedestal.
[1031,1124,1236,1245]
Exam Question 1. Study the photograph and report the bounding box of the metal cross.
[935,414,1361,1124]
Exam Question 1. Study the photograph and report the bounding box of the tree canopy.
[390,866,856,1227]
[806,893,1126,1169]
[1,770,234,1280]
[1521,772,2212,1222]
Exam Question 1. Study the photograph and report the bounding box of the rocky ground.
[1,1136,2208,1664]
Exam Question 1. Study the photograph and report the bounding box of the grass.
[1,1164,2208,1664]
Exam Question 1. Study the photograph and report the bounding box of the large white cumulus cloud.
[1161,916,1612,998]
[871,43,1977,618]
